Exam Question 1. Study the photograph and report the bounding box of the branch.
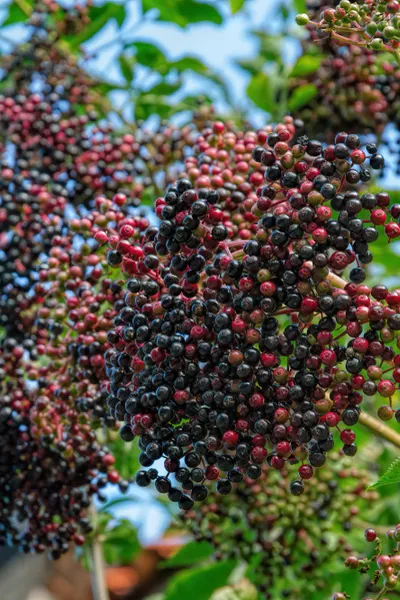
[359,412,400,448]
[90,505,110,600]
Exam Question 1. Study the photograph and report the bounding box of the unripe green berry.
[371,38,384,50]
[339,0,351,11]
[296,13,309,26]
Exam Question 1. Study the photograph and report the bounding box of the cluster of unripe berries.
[181,457,374,599]
[333,524,400,599]
[103,116,400,507]
[298,0,400,55]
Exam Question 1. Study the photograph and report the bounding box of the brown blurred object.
[43,534,186,600]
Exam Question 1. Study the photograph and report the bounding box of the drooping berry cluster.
[333,524,400,599]
[104,117,400,507]
[181,457,375,599]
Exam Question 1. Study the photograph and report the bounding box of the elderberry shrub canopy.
[104,117,400,508]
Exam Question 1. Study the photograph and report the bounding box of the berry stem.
[90,505,110,600]
[359,412,400,448]
[373,586,388,600]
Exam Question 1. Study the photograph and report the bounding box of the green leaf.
[169,56,208,74]
[146,81,181,96]
[368,457,400,490]
[230,0,246,14]
[288,83,318,111]
[141,185,156,207]
[235,57,266,76]
[246,73,274,113]
[103,519,141,565]
[161,541,213,568]
[135,95,173,120]
[141,0,223,27]
[179,1,223,25]
[252,31,282,62]
[290,54,324,77]
[293,0,306,11]
[165,561,237,600]
[118,55,135,83]
[99,496,138,513]
[2,0,33,26]
[65,3,126,47]
[132,41,169,74]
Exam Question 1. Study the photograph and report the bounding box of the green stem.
[374,586,388,600]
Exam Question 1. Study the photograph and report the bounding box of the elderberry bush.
[104,117,400,508]
[180,456,374,599]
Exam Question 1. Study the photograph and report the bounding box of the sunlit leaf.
[165,560,237,600]
[3,0,33,26]
[288,83,318,110]
[230,0,246,14]
[132,41,169,74]
[161,541,213,568]
[293,0,306,11]
[141,0,223,28]
[246,73,274,113]
[290,54,324,77]
[103,519,141,565]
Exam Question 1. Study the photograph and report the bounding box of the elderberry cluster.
[105,118,400,507]
[181,457,374,599]
[333,524,400,599]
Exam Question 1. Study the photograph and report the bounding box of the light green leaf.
[288,83,318,111]
[235,57,266,76]
[290,54,324,77]
[368,457,400,490]
[246,73,274,113]
[293,0,306,11]
[230,0,246,14]
[165,561,237,600]
[161,541,213,568]
[3,0,33,26]
[252,31,282,61]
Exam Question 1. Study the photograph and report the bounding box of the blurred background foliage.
[1,1,400,599]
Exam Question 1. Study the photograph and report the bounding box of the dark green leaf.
[132,41,169,74]
[141,185,156,207]
[288,83,318,111]
[290,54,324,77]
[368,457,400,490]
[3,0,33,26]
[246,73,274,113]
[165,560,237,600]
[161,541,213,568]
